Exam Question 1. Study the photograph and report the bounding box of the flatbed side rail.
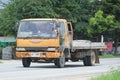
[72,40,106,50]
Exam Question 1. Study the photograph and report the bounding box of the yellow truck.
[16,18,105,68]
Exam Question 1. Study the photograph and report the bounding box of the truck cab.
[16,18,71,68]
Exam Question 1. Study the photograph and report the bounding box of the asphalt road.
[0,58,120,80]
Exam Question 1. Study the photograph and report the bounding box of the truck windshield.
[17,20,57,38]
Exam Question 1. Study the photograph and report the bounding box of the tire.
[83,50,95,66]
[54,53,65,68]
[22,58,31,67]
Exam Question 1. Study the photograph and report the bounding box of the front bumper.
[16,51,61,58]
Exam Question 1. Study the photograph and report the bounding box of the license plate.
[31,52,40,57]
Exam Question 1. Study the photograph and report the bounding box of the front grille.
[16,47,56,52]
[25,47,48,52]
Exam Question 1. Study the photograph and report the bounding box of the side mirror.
[15,22,19,30]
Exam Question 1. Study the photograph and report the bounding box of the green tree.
[88,10,115,36]
[0,0,101,40]
[88,10,120,53]
[0,0,59,36]
[73,0,97,39]
[101,0,120,53]
[102,0,120,21]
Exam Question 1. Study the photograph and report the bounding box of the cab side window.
[67,23,72,34]
[67,22,73,36]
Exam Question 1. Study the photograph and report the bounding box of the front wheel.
[54,53,65,68]
[22,58,31,67]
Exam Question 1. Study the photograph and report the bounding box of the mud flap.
[95,50,100,63]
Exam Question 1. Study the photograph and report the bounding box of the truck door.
[67,22,73,48]
[59,22,70,49]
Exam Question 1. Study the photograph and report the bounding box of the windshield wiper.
[18,34,57,39]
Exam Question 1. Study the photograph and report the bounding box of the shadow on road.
[18,64,86,69]
[29,64,83,68]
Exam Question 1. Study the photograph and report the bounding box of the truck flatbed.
[72,40,106,49]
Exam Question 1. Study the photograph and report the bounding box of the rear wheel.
[54,53,65,68]
[83,50,95,66]
[22,58,31,67]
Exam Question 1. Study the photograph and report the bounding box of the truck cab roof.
[20,18,67,22]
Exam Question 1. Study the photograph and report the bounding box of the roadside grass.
[91,67,120,80]
[99,53,120,58]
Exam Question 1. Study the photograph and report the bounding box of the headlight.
[47,48,56,51]
[16,48,25,51]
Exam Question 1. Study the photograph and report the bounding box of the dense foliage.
[88,0,120,53]
[0,0,97,38]
[101,0,120,53]
[0,0,120,47]
[88,10,115,41]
